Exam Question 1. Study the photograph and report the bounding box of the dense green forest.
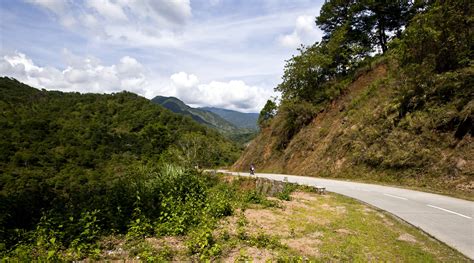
[238,0,473,196]
[0,78,241,260]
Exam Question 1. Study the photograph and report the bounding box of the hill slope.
[0,79,239,171]
[233,1,473,198]
[233,61,473,197]
[200,107,259,130]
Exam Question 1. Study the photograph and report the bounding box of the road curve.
[215,170,474,259]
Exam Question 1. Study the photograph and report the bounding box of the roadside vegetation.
[0,78,241,260]
[4,167,467,261]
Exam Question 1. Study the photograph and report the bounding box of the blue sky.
[0,0,324,112]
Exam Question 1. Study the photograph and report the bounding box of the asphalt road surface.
[215,170,474,259]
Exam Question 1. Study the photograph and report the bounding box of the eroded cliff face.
[233,64,473,198]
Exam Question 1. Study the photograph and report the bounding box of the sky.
[0,0,324,113]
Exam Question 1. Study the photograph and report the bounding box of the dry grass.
[215,191,468,261]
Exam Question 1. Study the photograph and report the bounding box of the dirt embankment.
[233,64,388,173]
[232,63,473,198]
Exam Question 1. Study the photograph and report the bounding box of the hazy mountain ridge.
[151,96,240,134]
[200,107,259,130]
[151,96,259,145]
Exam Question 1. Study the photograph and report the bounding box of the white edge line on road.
[383,193,408,200]
[427,205,472,219]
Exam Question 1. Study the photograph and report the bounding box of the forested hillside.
[234,0,473,197]
[0,78,241,259]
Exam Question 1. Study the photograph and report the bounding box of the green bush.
[186,224,221,259]
[277,184,298,201]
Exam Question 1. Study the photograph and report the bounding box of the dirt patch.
[397,233,418,243]
[335,158,346,170]
[101,247,128,260]
[223,246,275,262]
[361,207,375,215]
[307,231,324,239]
[245,208,290,236]
[377,213,395,227]
[334,206,347,215]
[320,203,347,215]
[215,215,239,236]
[282,236,321,257]
[283,199,313,211]
[335,229,354,235]
[146,236,186,251]
[98,236,129,260]
[290,191,320,202]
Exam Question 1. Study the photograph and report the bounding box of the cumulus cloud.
[0,51,274,112]
[0,51,149,95]
[278,15,321,48]
[170,71,199,88]
[170,72,273,113]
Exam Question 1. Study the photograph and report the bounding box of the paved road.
[216,170,474,259]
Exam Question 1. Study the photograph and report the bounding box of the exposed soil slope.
[233,63,473,197]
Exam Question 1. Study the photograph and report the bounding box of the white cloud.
[0,51,150,95]
[279,15,321,48]
[0,52,274,112]
[279,32,301,48]
[86,0,128,21]
[170,72,274,113]
[116,56,145,76]
[170,72,199,88]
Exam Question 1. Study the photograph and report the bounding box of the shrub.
[186,224,221,259]
[272,100,318,150]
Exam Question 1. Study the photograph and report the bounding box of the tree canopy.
[277,0,435,105]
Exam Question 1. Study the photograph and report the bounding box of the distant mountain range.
[200,107,259,130]
[151,96,259,138]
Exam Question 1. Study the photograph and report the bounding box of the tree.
[359,0,413,53]
[258,99,278,127]
[317,0,428,54]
